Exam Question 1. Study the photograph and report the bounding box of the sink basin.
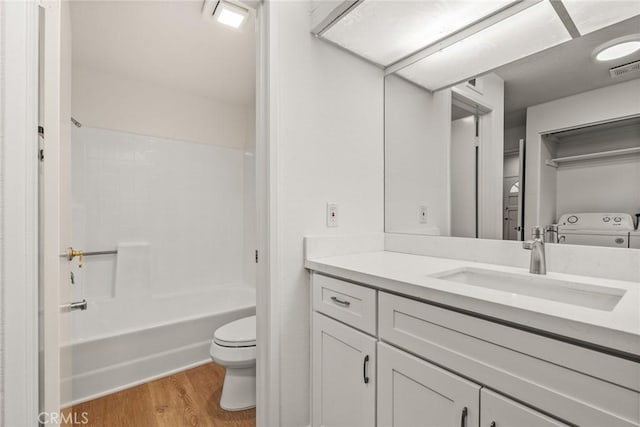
[431,267,625,311]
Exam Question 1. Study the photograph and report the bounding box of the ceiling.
[70,0,256,106]
[494,15,640,123]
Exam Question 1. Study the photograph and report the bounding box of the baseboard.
[62,306,255,406]
[63,342,211,406]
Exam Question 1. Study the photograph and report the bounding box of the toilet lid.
[214,315,256,347]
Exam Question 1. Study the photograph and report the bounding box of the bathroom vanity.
[306,247,640,427]
[305,3,640,426]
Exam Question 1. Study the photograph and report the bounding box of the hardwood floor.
[68,363,256,427]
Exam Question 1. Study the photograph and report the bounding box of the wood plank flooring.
[67,363,256,427]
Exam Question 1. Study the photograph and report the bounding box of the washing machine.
[557,213,634,248]
[630,230,640,249]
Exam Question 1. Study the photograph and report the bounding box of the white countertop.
[305,250,640,357]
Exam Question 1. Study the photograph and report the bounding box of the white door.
[40,0,74,417]
[451,116,477,238]
[312,313,376,427]
[480,389,569,427]
[377,342,480,427]
[517,138,526,240]
[503,176,520,241]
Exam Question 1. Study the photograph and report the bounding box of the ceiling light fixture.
[594,36,640,61]
[214,1,249,30]
[396,1,571,91]
[321,0,515,66]
[561,0,640,36]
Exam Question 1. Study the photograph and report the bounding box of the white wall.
[72,65,252,150]
[0,2,5,419]
[504,154,520,178]
[525,79,640,236]
[70,126,249,339]
[269,2,384,425]
[505,124,525,153]
[385,75,450,235]
[451,116,476,238]
[554,124,639,216]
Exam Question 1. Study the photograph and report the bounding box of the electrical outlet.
[419,205,428,224]
[327,203,339,227]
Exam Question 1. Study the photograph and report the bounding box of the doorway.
[37,1,264,424]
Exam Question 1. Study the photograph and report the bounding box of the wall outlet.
[419,205,428,224]
[327,203,339,227]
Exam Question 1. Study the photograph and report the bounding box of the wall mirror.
[314,0,640,249]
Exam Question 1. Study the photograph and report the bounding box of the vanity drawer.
[312,274,376,335]
[379,292,640,427]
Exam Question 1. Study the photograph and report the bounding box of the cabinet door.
[481,389,569,427]
[312,312,376,427]
[378,342,480,427]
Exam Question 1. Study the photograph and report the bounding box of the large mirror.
[377,2,640,249]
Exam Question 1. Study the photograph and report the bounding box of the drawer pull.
[330,296,351,307]
[460,407,468,427]
[363,355,370,384]
[489,422,496,427]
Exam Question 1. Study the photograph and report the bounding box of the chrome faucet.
[523,226,546,275]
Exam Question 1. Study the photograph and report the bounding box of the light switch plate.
[419,205,428,224]
[327,203,339,227]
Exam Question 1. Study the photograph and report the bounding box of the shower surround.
[64,126,256,405]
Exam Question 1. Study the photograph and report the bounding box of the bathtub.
[61,286,256,406]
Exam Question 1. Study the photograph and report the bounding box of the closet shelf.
[545,146,640,168]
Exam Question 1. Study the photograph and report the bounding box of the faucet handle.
[531,226,545,240]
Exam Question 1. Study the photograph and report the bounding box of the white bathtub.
[61,286,255,406]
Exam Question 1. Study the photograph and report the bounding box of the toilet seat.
[214,315,256,347]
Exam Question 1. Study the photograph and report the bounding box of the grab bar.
[62,247,117,268]
[82,250,118,256]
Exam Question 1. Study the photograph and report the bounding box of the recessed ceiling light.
[594,36,640,62]
[214,1,249,30]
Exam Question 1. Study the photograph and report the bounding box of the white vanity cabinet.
[310,272,640,427]
[377,342,480,427]
[480,389,569,427]
[312,313,376,427]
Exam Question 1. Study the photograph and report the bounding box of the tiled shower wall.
[71,127,254,336]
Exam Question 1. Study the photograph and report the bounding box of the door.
[377,342,480,427]
[40,0,74,417]
[517,138,526,240]
[450,115,478,238]
[480,389,569,427]
[503,176,520,241]
[312,313,376,427]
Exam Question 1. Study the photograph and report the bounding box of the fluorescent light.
[397,1,571,91]
[562,0,640,35]
[595,40,640,61]
[214,1,248,29]
[322,0,515,66]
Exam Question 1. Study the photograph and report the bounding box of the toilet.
[210,315,256,411]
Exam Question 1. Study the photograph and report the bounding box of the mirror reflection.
[383,9,640,249]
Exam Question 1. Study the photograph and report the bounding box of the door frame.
[254,1,280,426]
[1,0,41,425]
[2,0,278,426]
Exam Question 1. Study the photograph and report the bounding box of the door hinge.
[38,127,45,161]
[255,250,259,263]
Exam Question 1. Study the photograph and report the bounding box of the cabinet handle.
[490,422,496,427]
[460,407,468,427]
[330,296,351,307]
[363,355,370,384]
